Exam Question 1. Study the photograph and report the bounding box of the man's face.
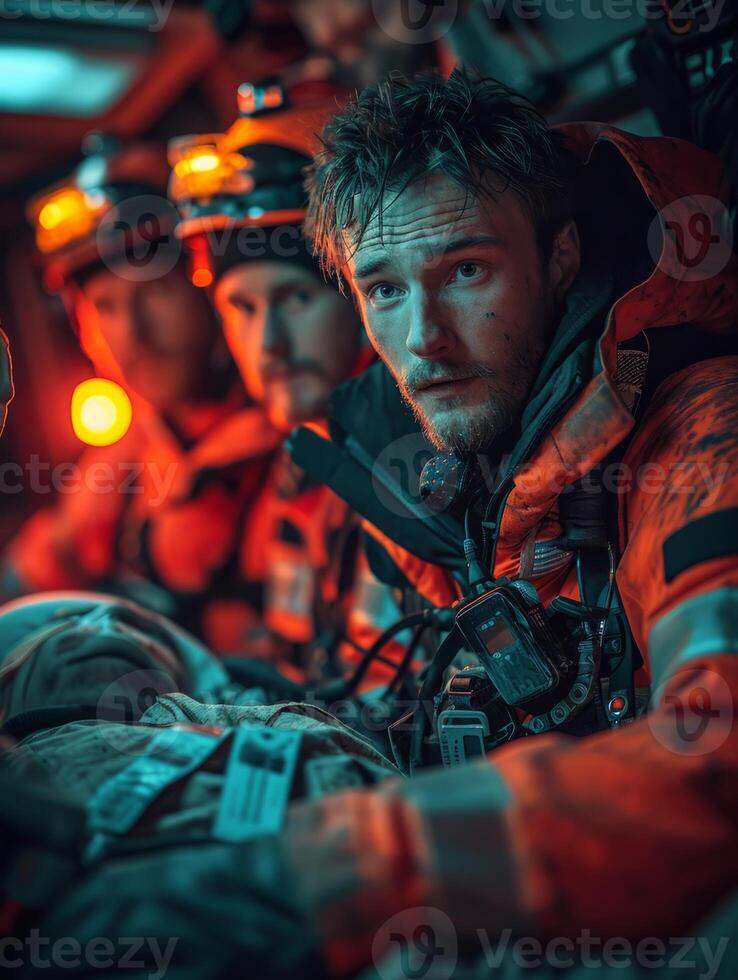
[214,260,362,432]
[348,171,579,453]
[75,262,218,412]
[7,602,183,719]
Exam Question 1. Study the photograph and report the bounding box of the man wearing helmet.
[169,80,405,686]
[0,137,280,650]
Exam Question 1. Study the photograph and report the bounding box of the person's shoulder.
[651,353,738,405]
[629,354,738,462]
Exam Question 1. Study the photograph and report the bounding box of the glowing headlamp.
[30,186,110,255]
[71,378,132,447]
[167,135,253,207]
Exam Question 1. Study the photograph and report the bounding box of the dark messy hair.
[305,68,578,279]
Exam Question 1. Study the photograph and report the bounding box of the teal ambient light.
[0,42,141,116]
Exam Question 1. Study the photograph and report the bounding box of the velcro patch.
[663,508,738,583]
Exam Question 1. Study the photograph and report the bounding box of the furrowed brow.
[353,255,391,281]
[353,234,500,281]
[432,233,501,259]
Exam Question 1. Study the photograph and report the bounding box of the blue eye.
[368,283,401,305]
[454,262,480,280]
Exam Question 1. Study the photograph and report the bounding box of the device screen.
[479,617,515,653]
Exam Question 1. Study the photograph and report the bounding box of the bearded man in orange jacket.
[275,68,738,974]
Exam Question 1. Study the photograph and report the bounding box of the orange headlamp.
[29,185,112,257]
[168,80,344,242]
[27,136,174,290]
[167,135,256,238]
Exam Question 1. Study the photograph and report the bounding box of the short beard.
[396,343,543,453]
[408,381,517,453]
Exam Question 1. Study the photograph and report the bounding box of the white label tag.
[213,726,301,842]
[88,727,227,838]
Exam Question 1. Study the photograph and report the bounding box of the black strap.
[663,507,738,584]
[3,704,119,739]
[577,547,637,725]
[287,426,466,573]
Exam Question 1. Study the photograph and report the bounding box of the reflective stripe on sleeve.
[648,587,738,689]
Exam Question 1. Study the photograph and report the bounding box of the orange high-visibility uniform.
[2,397,281,651]
[282,125,738,974]
[229,439,406,684]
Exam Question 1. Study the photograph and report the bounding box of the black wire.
[88,832,226,865]
[386,622,431,697]
[346,611,428,694]
[484,478,515,576]
[408,626,462,773]
[317,610,431,700]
